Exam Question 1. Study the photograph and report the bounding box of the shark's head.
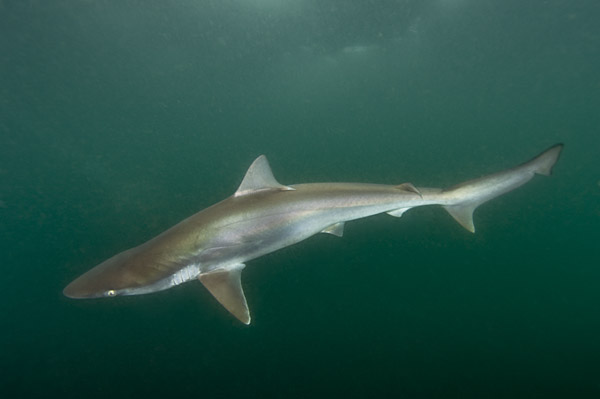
[63,268,124,298]
[63,248,153,299]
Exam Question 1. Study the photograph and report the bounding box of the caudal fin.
[525,143,563,176]
[442,143,563,233]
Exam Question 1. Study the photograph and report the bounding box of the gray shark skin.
[64,144,563,324]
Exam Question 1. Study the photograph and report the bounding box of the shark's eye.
[106,290,116,297]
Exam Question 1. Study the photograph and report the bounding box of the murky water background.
[1,1,599,397]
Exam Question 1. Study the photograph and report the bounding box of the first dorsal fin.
[234,155,295,197]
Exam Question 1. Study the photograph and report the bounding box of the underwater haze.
[1,0,599,397]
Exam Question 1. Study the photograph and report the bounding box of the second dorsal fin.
[234,155,295,197]
[395,182,422,197]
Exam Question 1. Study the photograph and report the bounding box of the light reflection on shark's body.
[64,144,563,324]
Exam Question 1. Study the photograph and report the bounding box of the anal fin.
[199,263,251,325]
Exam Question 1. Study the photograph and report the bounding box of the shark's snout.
[63,275,104,298]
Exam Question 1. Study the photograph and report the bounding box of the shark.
[64,144,563,324]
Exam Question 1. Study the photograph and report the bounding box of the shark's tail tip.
[533,143,564,176]
[442,143,564,234]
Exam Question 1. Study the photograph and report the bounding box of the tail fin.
[525,143,563,176]
[442,144,563,233]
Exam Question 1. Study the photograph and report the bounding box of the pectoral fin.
[199,263,251,325]
[443,203,478,233]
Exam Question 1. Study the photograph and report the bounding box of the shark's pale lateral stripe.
[64,144,563,324]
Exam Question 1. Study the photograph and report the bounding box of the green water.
[2,1,599,397]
